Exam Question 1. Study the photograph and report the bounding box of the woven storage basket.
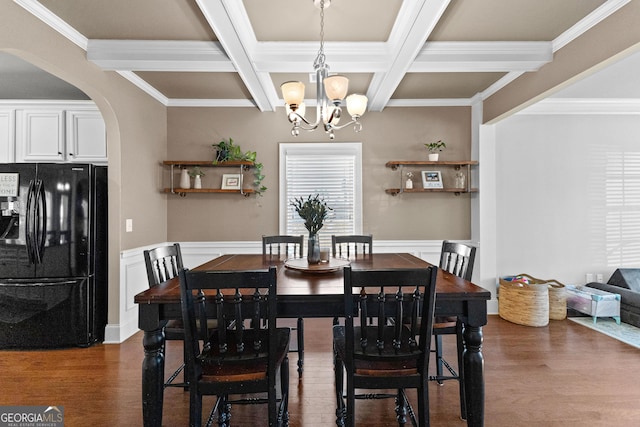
[499,275,549,327]
[548,282,567,320]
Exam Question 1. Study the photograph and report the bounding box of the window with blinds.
[279,142,362,249]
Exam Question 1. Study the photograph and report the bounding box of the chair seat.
[201,328,291,382]
[333,325,421,376]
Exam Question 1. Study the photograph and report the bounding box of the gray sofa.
[587,268,640,328]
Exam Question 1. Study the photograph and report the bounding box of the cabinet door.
[16,109,65,162]
[0,109,14,163]
[66,110,107,164]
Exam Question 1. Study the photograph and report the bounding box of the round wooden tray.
[284,257,350,274]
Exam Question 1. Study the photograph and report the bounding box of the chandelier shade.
[280,0,367,139]
[346,94,367,117]
[324,75,349,101]
[281,81,305,108]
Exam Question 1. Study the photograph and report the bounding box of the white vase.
[405,178,413,189]
[179,169,191,189]
[428,153,439,161]
[194,175,202,189]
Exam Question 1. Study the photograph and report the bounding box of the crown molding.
[518,98,640,115]
[14,0,88,50]
[553,0,631,51]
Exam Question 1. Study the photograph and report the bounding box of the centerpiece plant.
[290,194,332,263]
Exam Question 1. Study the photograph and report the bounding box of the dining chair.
[331,234,373,258]
[262,234,303,258]
[262,235,305,378]
[178,266,290,427]
[431,240,477,420]
[333,265,438,427]
[143,243,189,389]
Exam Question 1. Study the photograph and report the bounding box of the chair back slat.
[178,267,277,379]
[343,266,437,363]
[332,234,373,258]
[439,240,476,281]
[262,235,303,257]
[143,243,184,287]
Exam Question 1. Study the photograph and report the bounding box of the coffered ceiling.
[4,0,634,110]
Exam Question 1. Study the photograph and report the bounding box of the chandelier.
[280,0,368,139]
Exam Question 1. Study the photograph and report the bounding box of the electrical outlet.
[125,219,133,232]
[585,273,594,283]
[596,273,604,283]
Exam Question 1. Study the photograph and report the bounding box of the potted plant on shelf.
[189,166,205,189]
[424,140,446,161]
[290,194,332,264]
[212,138,267,196]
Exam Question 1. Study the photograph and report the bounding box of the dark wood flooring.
[1,315,639,426]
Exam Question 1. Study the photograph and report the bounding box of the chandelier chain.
[314,0,326,69]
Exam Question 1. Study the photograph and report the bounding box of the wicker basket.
[548,282,567,320]
[499,275,549,327]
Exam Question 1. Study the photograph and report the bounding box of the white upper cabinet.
[65,110,107,163]
[4,101,107,164]
[16,108,66,162]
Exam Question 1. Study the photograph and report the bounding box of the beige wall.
[167,106,473,241]
[1,2,168,325]
[484,0,640,123]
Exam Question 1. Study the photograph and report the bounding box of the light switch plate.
[125,219,133,232]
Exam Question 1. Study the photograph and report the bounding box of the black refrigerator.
[0,163,107,348]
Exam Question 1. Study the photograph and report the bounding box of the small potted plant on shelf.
[424,140,446,161]
[212,137,267,196]
[189,166,205,189]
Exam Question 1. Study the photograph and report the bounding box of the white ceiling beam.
[87,40,235,72]
[366,0,452,112]
[86,39,552,74]
[251,41,390,73]
[411,42,553,72]
[196,0,277,112]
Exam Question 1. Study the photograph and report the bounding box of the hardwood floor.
[1,315,639,426]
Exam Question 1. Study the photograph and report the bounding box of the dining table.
[134,252,491,427]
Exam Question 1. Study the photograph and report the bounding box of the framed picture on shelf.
[421,170,443,189]
[221,174,242,190]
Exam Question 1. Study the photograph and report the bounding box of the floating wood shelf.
[385,160,479,196]
[162,160,255,197]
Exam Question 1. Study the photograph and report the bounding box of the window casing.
[279,142,362,249]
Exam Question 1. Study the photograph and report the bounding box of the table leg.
[142,327,165,427]
[463,325,484,427]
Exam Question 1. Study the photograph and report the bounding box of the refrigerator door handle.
[25,179,36,264]
[33,179,46,264]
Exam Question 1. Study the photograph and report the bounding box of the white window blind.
[279,143,362,249]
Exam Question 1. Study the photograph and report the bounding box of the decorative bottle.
[179,168,191,189]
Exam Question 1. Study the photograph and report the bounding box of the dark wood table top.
[134,253,491,305]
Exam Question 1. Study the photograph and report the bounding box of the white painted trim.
[518,98,640,115]
[553,0,632,51]
[0,100,98,108]
[87,40,235,72]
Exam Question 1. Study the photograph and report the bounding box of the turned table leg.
[142,327,165,427]
[463,324,484,427]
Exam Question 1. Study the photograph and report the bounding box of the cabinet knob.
[69,153,74,156]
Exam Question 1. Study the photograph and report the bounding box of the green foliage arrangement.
[424,140,446,152]
[290,194,332,235]
[213,138,266,196]
[188,166,205,177]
